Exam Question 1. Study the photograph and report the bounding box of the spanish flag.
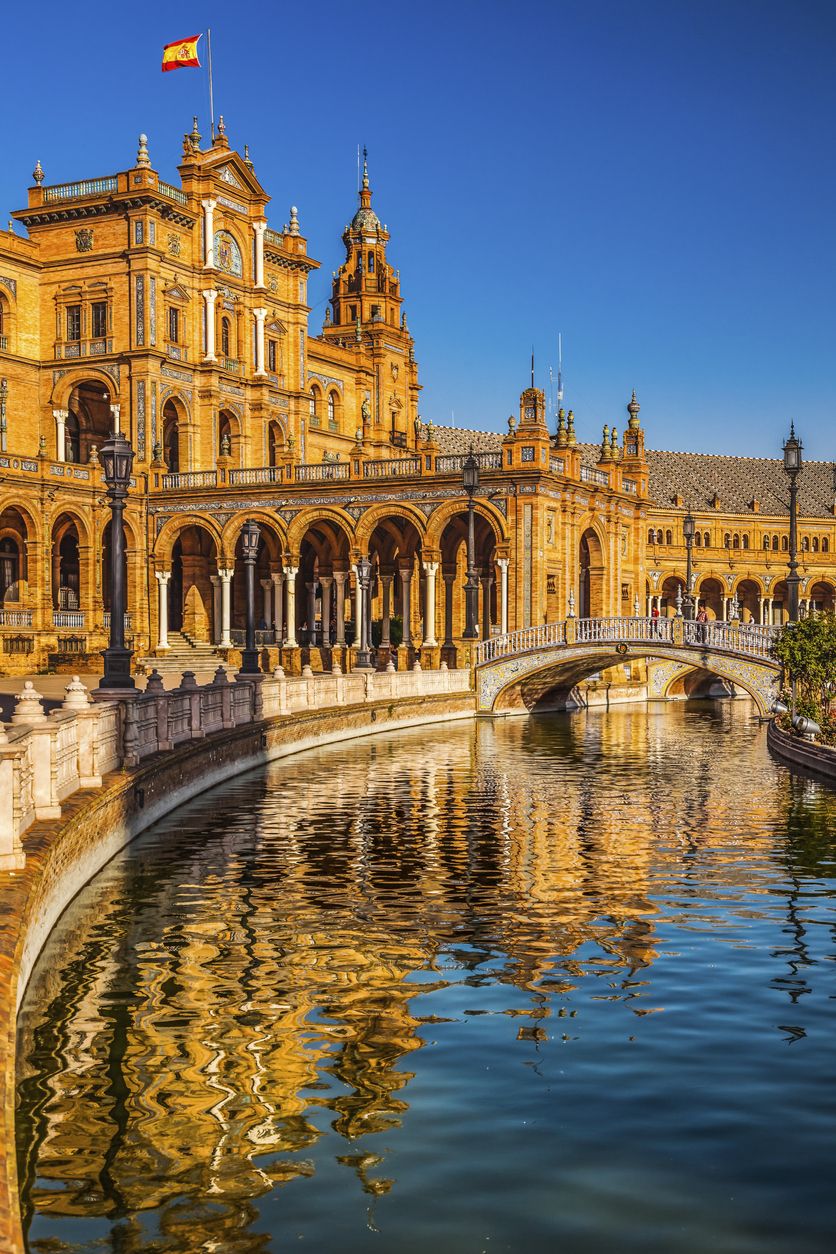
[162,34,202,72]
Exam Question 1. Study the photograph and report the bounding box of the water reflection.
[17,703,836,1253]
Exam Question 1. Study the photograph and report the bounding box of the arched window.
[0,538,19,601]
[221,317,231,357]
[781,536,788,551]
[812,536,819,552]
[704,532,710,547]
[367,251,375,274]
[772,536,779,551]
[802,536,810,552]
[823,538,830,553]
[724,533,731,548]
[742,535,749,550]
[763,535,771,549]
[665,529,672,545]
[65,410,81,464]
[327,392,336,424]
[694,531,701,547]
[732,534,740,549]
[647,528,655,544]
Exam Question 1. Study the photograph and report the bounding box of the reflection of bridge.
[474,617,782,715]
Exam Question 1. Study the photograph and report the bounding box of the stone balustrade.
[0,664,471,870]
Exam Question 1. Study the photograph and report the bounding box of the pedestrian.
[696,604,708,643]
[651,603,660,637]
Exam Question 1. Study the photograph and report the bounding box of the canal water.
[16,703,836,1253]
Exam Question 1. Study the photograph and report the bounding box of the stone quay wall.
[767,718,836,785]
[0,665,474,1254]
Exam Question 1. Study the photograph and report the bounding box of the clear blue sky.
[3,0,835,460]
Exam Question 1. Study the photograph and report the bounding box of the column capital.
[53,407,68,421]
[201,198,218,211]
[202,287,218,304]
[271,570,284,584]
[495,556,510,570]
[155,569,171,585]
[284,565,299,578]
[253,306,268,321]
[332,570,348,585]
[252,219,267,236]
[260,577,272,589]
[422,560,439,575]
[218,567,235,582]
[210,574,221,586]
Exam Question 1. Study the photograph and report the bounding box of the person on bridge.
[651,604,661,637]
[696,604,708,643]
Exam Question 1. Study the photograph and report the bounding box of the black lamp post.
[682,511,696,620]
[462,449,480,639]
[99,430,135,689]
[240,519,261,674]
[355,555,373,668]
[783,423,803,622]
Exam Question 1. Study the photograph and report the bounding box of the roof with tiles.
[426,424,835,520]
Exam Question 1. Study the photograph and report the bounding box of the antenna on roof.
[548,365,554,420]
[357,144,361,195]
[531,346,535,389]
[557,332,564,405]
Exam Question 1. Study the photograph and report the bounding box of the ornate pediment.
[217,165,244,189]
[165,283,189,302]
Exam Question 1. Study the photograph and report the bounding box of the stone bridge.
[474,617,783,715]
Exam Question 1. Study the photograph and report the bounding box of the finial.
[610,426,619,456]
[189,116,202,149]
[362,145,369,190]
[566,409,577,446]
[789,419,796,438]
[243,144,253,169]
[556,407,567,448]
[288,205,299,235]
[33,159,44,186]
[217,114,226,136]
[355,315,362,343]
[136,134,151,168]
[627,389,641,429]
[600,425,611,461]
[507,413,517,433]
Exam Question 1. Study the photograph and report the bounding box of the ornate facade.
[0,124,833,677]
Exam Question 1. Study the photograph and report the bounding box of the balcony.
[230,466,284,486]
[161,470,219,490]
[54,610,85,629]
[157,180,188,206]
[54,338,114,360]
[42,176,118,202]
[622,478,637,494]
[436,452,503,474]
[0,609,33,627]
[364,457,421,479]
[549,456,565,475]
[580,465,610,487]
[103,612,132,630]
[220,357,242,375]
[295,462,349,483]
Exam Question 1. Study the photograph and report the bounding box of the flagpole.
[207,28,215,139]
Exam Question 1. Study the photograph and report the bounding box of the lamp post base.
[100,645,136,690]
[239,648,261,675]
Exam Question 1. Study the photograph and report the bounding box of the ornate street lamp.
[240,519,261,674]
[782,423,803,622]
[99,429,135,689]
[355,555,373,669]
[462,449,480,639]
[682,511,696,620]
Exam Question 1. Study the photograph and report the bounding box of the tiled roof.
[428,425,834,520]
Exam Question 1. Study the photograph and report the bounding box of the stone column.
[284,566,298,646]
[763,596,772,625]
[210,574,222,644]
[422,561,438,646]
[380,573,394,647]
[480,572,493,640]
[53,408,67,462]
[253,307,267,376]
[496,558,509,635]
[399,559,413,647]
[306,581,318,644]
[271,571,284,641]
[202,288,218,361]
[260,577,272,629]
[320,575,333,648]
[253,220,266,289]
[202,199,217,267]
[155,570,171,650]
[352,565,362,641]
[218,567,234,648]
[334,571,347,646]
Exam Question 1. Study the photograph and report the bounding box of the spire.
[362,145,369,194]
[349,146,380,231]
[627,389,641,430]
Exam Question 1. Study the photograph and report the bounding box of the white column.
[218,567,234,648]
[380,573,394,647]
[334,572,347,646]
[110,403,121,435]
[203,288,218,361]
[422,561,438,646]
[155,570,171,650]
[253,220,266,288]
[210,574,222,644]
[260,577,272,627]
[253,307,267,376]
[53,408,67,461]
[399,561,413,647]
[202,199,217,268]
[284,567,298,646]
[496,557,509,635]
[320,575,333,648]
[271,572,284,641]
[352,564,362,640]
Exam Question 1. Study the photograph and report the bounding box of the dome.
[351,205,380,231]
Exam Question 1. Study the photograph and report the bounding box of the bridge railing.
[475,616,782,666]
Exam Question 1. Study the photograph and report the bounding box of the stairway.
[139,631,234,678]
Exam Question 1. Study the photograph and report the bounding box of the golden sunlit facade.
[0,123,833,678]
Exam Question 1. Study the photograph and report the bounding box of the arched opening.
[220,316,231,358]
[309,385,322,426]
[297,517,352,649]
[660,575,683,618]
[696,577,724,620]
[218,409,240,461]
[229,519,284,643]
[169,525,218,638]
[808,581,835,614]
[267,421,284,467]
[52,516,81,610]
[367,515,424,655]
[735,579,760,623]
[579,528,605,619]
[65,379,112,464]
[439,509,500,649]
[0,508,29,604]
[666,667,739,701]
[771,580,788,624]
[162,399,182,473]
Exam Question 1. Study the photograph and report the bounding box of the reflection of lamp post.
[462,450,480,639]
[682,511,696,620]
[99,430,135,689]
[355,555,373,668]
[240,519,261,674]
[783,424,802,622]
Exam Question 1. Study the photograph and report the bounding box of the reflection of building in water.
[18,709,801,1240]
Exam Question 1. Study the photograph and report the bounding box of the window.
[349,305,356,321]
[724,533,731,548]
[267,339,276,372]
[823,539,830,554]
[694,532,701,547]
[742,535,749,550]
[772,536,778,551]
[703,532,710,547]
[781,536,788,551]
[371,304,381,321]
[91,301,107,339]
[168,307,179,343]
[368,251,375,273]
[763,535,770,549]
[665,529,672,545]
[66,304,81,341]
[802,536,810,551]
[732,534,740,548]
[812,537,820,552]
[221,317,231,356]
[327,392,336,424]
[648,528,656,544]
